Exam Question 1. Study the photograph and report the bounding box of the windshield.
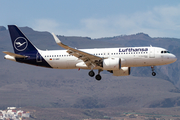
[161,51,170,53]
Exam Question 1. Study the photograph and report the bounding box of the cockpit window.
[161,51,170,53]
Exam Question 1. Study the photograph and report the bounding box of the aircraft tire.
[89,70,95,77]
[152,72,156,76]
[95,74,101,81]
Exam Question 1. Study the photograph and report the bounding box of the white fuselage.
[38,46,177,70]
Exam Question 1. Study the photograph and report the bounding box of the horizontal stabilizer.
[3,51,28,58]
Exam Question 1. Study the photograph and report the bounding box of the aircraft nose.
[171,54,177,63]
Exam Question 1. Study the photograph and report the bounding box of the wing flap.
[3,51,28,58]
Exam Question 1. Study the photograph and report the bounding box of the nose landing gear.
[151,66,156,76]
[152,72,156,76]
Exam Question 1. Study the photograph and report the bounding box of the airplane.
[3,25,177,81]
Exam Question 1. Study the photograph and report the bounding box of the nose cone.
[170,54,177,63]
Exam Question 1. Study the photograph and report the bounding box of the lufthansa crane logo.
[14,37,28,51]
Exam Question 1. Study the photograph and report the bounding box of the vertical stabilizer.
[8,25,38,54]
[6,25,51,68]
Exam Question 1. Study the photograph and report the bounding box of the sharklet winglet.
[51,33,61,44]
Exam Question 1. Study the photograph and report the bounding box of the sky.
[1,0,180,38]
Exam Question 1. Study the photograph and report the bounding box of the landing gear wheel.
[95,74,101,81]
[89,70,95,77]
[151,66,156,76]
[152,72,156,76]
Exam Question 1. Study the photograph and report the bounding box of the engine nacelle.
[103,58,121,70]
[113,67,131,76]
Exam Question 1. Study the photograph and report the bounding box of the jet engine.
[103,58,121,70]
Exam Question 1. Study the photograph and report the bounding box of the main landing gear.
[151,66,156,76]
[88,69,102,81]
[89,70,95,77]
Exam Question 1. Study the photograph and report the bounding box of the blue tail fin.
[8,25,38,54]
[7,25,51,68]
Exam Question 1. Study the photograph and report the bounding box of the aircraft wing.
[3,51,28,58]
[51,33,103,68]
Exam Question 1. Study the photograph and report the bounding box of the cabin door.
[36,52,42,62]
[149,47,155,58]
